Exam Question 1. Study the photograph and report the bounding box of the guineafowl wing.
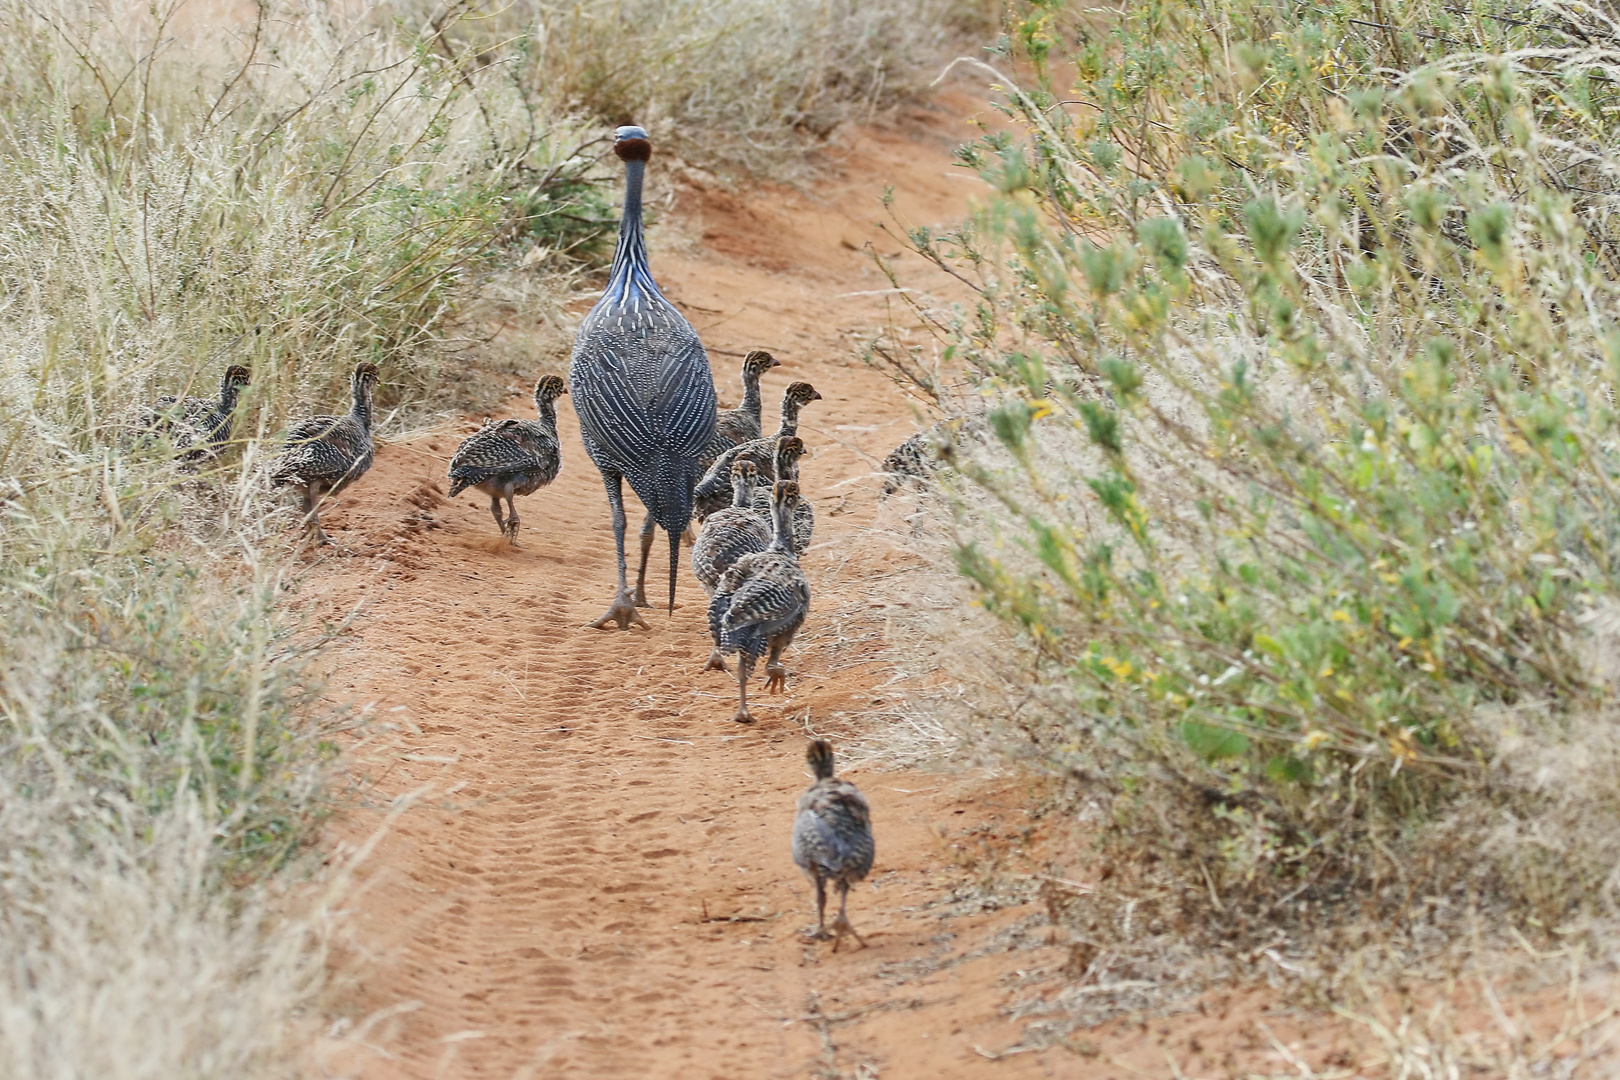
[720,556,808,637]
[271,415,360,485]
[448,421,543,486]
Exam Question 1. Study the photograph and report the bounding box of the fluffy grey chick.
[705,479,809,723]
[693,381,821,521]
[270,362,380,545]
[447,374,567,545]
[748,435,813,553]
[136,364,251,464]
[692,459,770,596]
[792,739,874,950]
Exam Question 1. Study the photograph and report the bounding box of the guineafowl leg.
[808,873,832,940]
[589,473,649,631]
[505,492,521,546]
[632,512,656,607]
[303,483,332,545]
[733,654,756,723]
[764,640,789,694]
[666,529,681,614]
[830,880,867,952]
[488,495,505,535]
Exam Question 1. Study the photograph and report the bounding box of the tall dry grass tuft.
[383,0,986,172]
[875,0,1620,1008]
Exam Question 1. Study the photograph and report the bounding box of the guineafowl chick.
[136,365,251,464]
[792,739,874,950]
[880,417,988,495]
[694,381,821,521]
[447,374,566,545]
[710,349,780,451]
[692,460,770,596]
[270,362,380,545]
[706,480,809,723]
[749,436,814,554]
[633,349,779,607]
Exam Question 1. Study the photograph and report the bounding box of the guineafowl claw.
[804,926,833,942]
[505,515,521,547]
[765,663,788,693]
[590,592,649,631]
[704,649,731,674]
[732,706,756,724]
[632,583,652,608]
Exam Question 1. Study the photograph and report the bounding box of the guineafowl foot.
[589,592,649,631]
[704,649,731,674]
[805,927,833,942]
[504,515,521,547]
[830,914,867,953]
[633,583,652,608]
[765,662,788,693]
[732,706,755,724]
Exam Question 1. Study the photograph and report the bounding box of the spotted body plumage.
[571,126,718,628]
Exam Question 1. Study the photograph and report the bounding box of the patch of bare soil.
[297,92,1388,1079]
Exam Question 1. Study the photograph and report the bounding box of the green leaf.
[1181,720,1250,760]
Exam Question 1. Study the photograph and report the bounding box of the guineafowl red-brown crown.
[614,125,652,162]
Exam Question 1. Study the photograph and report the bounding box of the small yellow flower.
[1303,730,1330,750]
[1329,609,1351,623]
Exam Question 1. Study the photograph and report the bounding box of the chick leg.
[488,495,505,536]
[505,493,521,546]
[808,873,831,941]
[764,640,788,694]
[830,880,867,953]
[733,654,756,724]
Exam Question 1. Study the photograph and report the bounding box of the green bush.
[904,0,1620,925]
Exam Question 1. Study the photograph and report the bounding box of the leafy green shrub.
[902,0,1620,929]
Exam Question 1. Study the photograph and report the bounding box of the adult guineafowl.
[447,374,567,545]
[136,364,251,464]
[693,381,821,521]
[792,739,874,950]
[571,125,717,630]
[270,362,380,545]
[706,479,809,723]
[633,349,779,606]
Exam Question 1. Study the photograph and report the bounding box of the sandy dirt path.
[296,94,1369,1080]
[294,96,1088,1079]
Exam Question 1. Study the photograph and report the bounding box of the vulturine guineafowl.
[136,365,251,464]
[692,460,770,597]
[634,349,778,606]
[792,739,874,950]
[570,125,717,629]
[706,479,810,723]
[447,374,566,545]
[270,362,380,545]
[693,381,821,520]
[749,436,814,553]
